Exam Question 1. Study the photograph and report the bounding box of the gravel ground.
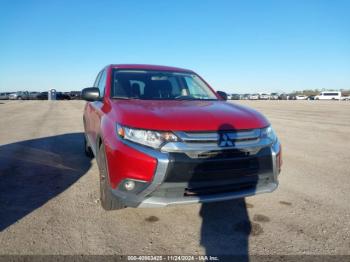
[0,100,349,255]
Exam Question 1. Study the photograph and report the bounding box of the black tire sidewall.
[98,144,108,206]
[84,135,94,158]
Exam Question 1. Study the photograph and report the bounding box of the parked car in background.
[0,92,11,100]
[341,96,349,101]
[69,91,81,100]
[9,91,30,100]
[242,94,250,100]
[28,92,40,100]
[307,95,315,100]
[82,64,282,210]
[295,95,307,100]
[259,93,270,100]
[270,93,279,100]
[230,94,241,100]
[37,92,48,100]
[56,92,71,100]
[249,94,259,100]
[278,94,288,100]
[315,91,341,100]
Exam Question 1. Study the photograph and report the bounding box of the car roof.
[107,64,194,73]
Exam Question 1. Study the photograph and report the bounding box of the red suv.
[82,64,282,210]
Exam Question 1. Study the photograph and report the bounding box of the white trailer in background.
[315,91,341,100]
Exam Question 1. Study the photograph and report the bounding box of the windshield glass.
[111,70,218,100]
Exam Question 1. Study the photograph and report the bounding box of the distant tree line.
[292,89,350,96]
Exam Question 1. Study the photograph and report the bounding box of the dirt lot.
[0,100,349,255]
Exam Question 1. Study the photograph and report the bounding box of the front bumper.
[110,133,281,208]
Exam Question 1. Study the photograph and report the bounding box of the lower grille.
[184,181,256,197]
[164,147,272,183]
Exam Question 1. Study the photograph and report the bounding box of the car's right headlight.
[117,124,178,149]
[260,126,277,144]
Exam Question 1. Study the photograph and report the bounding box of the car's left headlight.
[260,126,277,143]
[117,124,178,149]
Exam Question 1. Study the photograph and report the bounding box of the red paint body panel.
[104,139,157,188]
[107,99,269,131]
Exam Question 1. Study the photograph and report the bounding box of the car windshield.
[111,70,218,100]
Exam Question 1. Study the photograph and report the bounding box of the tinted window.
[111,70,217,100]
[184,77,212,98]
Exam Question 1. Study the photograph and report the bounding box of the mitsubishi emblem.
[219,133,233,147]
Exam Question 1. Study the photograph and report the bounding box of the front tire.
[98,143,125,210]
[84,135,94,158]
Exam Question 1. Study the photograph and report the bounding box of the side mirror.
[217,91,228,101]
[82,87,100,101]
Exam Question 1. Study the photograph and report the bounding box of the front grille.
[197,149,249,159]
[162,129,269,156]
[175,129,261,144]
[160,129,273,196]
[164,147,272,184]
[191,157,259,180]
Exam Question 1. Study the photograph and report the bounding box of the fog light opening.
[124,180,136,191]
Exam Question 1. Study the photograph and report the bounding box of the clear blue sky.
[0,0,349,93]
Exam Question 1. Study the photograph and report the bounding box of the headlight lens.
[261,126,277,143]
[117,124,178,149]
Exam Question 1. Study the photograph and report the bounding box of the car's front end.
[270,93,279,100]
[296,95,307,100]
[249,94,259,100]
[105,124,282,208]
[259,94,270,100]
[8,93,17,100]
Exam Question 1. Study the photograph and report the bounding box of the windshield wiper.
[174,96,197,100]
[174,96,217,101]
[111,96,139,100]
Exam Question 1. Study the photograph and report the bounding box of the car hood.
[109,100,269,131]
